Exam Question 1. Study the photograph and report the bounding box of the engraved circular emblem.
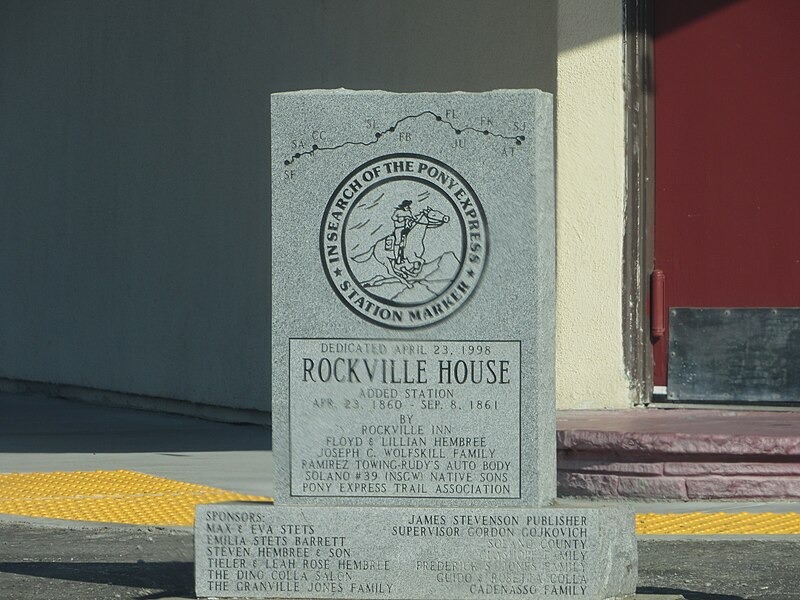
[321,153,488,329]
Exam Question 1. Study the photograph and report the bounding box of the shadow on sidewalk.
[639,586,745,600]
[0,560,193,599]
[0,392,271,454]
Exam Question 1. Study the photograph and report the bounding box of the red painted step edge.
[556,409,800,500]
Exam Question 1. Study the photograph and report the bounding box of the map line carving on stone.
[284,110,526,165]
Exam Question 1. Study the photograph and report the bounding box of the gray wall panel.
[0,0,555,412]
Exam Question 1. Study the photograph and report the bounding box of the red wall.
[653,0,800,385]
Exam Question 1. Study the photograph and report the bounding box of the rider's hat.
[396,200,413,209]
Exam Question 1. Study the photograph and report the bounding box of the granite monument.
[195,89,637,599]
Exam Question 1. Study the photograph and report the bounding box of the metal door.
[653,0,800,402]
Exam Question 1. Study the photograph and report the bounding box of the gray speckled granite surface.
[270,90,555,508]
[194,89,636,600]
[195,503,637,599]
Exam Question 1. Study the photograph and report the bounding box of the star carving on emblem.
[334,267,342,277]
[467,268,475,278]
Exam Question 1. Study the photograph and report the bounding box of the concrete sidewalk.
[0,391,272,498]
[3,391,800,518]
[1,392,800,599]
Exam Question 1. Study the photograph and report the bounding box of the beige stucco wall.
[555,0,633,409]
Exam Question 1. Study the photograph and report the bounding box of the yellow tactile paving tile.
[2,471,800,533]
[637,511,800,535]
[0,470,271,526]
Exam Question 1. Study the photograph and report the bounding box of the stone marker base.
[195,503,636,600]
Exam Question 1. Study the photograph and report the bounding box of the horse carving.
[351,207,450,289]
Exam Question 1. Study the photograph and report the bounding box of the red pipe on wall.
[651,269,665,340]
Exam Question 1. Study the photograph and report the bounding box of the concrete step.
[557,408,800,500]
